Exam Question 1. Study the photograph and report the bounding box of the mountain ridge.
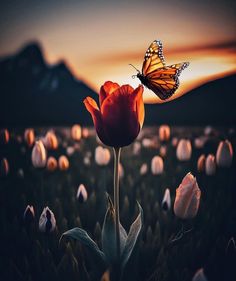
[1,42,236,127]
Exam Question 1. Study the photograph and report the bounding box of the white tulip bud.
[76,184,88,203]
[39,207,56,233]
[216,140,233,168]
[176,139,192,161]
[151,156,164,175]
[162,188,171,211]
[31,140,47,168]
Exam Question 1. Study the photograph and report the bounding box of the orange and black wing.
[145,62,189,100]
[142,40,165,75]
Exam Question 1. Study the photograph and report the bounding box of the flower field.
[0,126,235,281]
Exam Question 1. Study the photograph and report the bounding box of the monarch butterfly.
[131,40,189,100]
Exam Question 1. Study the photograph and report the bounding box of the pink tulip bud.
[151,156,164,175]
[39,207,56,233]
[159,125,171,142]
[58,155,69,171]
[160,145,167,157]
[82,127,89,138]
[0,158,9,177]
[24,128,35,147]
[95,146,110,166]
[194,137,206,149]
[140,163,148,175]
[76,184,88,203]
[205,154,216,176]
[176,139,192,161]
[43,131,58,150]
[133,141,141,155]
[216,140,233,168]
[174,173,201,219]
[171,137,178,147]
[71,124,82,141]
[197,154,206,173]
[31,140,47,168]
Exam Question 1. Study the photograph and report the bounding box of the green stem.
[113,147,121,263]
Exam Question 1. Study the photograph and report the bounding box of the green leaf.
[60,227,106,264]
[102,194,127,265]
[121,201,143,271]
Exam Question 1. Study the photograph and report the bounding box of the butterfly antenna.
[129,64,140,73]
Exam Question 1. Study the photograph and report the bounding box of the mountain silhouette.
[145,74,236,126]
[0,42,98,127]
[0,42,236,127]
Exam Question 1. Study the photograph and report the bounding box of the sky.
[0,0,236,103]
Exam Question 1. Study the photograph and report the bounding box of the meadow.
[0,126,235,281]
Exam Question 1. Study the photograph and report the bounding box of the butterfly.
[131,40,189,100]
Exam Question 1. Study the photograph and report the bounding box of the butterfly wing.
[145,62,189,100]
[142,40,165,75]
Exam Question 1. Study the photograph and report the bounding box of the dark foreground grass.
[0,126,236,281]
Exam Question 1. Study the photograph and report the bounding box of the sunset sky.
[0,0,235,103]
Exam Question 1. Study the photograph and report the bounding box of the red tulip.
[84,81,144,147]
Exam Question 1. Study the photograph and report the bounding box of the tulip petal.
[101,85,140,147]
[84,97,110,145]
[132,85,144,127]
[100,81,120,106]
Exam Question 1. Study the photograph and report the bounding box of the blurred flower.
[82,127,89,138]
[24,128,35,147]
[58,155,69,171]
[83,156,91,166]
[66,146,75,156]
[216,140,233,168]
[205,154,216,176]
[204,126,213,136]
[71,124,82,141]
[194,137,206,149]
[160,145,167,157]
[39,207,56,233]
[31,140,47,168]
[43,131,58,150]
[162,188,171,211]
[171,137,178,147]
[119,163,124,178]
[95,146,110,166]
[46,157,58,172]
[140,163,148,175]
[142,138,153,148]
[151,156,164,175]
[17,168,24,179]
[76,184,88,203]
[133,141,141,155]
[174,172,201,219]
[176,139,192,161]
[0,129,10,145]
[84,81,144,147]
[159,125,170,142]
[23,205,35,224]
[197,154,206,173]
[0,158,9,177]
[192,268,208,281]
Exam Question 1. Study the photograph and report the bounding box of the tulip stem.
[113,147,121,264]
